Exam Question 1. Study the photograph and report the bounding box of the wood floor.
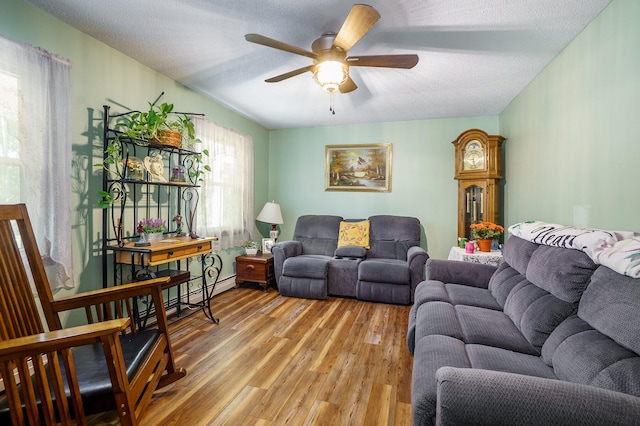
[88,285,414,425]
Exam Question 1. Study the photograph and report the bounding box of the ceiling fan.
[245,4,419,97]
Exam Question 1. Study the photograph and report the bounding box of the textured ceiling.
[26,0,612,130]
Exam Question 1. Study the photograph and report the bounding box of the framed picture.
[325,143,392,192]
[262,237,275,253]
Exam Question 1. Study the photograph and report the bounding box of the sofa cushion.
[367,215,420,260]
[415,301,464,341]
[466,344,557,379]
[540,267,640,397]
[337,220,370,249]
[293,215,342,256]
[358,258,409,284]
[503,280,576,350]
[541,315,593,365]
[526,245,597,303]
[455,305,539,355]
[501,236,539,276]
[411,335,472,425]
[578,267,640,354]
[445,284,501,310]
[497,239,596,352]
[549,326,640,396]
[282,255,330,279]
[488,263,527,308]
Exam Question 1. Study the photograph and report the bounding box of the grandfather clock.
[452,129,505,240]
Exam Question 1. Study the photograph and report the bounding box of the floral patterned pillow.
[338,220,370,249]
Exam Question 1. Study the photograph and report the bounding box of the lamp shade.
[313,61,348,93]
[256,201,283,225]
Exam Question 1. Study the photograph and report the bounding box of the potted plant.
[116,101,194,147]
[138,218,167,242]
[244,240,259,256]
[470,221,504,252]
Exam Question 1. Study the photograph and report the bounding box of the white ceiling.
[26,0,612,130]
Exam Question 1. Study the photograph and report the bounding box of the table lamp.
[256,201,284,241]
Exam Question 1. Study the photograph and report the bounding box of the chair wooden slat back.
[0,205,48,340]
[0,204,88,424]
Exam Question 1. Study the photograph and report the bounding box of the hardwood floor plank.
[302,400,341,426]
[363,383,392,426]
[204,386,267,426]
[87,288,413,426]
[308,308,356,373]
[394,402,413,426]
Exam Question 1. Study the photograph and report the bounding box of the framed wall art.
[325,143,392,192]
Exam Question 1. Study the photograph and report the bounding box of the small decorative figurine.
[173,213,185,236]
[144,154,167,182]
[135,221,150,246]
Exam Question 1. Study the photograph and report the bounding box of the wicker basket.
[152,129,182,147]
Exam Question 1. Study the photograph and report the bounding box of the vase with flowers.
[138,218,166,243]
[470,221,504,252]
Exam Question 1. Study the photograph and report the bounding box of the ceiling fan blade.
[265,65,313,83]
[347,54,419,69]
[333,4,381,52]
[339,76,358,94]
[245,34,317,59]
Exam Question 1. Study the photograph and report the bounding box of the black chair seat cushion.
[0,329,161,421]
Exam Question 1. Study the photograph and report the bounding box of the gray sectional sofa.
[271,214,429,304]
[407,233,640,425]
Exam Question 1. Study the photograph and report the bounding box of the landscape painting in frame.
[325,143,392,192]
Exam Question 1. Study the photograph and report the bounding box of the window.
[0,70,20,204]
[0,35,73,290]
[194,117,253,250]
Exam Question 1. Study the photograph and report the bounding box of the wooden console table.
[109,236,222,325]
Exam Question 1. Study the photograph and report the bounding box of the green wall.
[0,0,270,304]
[500,0,639,232]
[269,117,499,259]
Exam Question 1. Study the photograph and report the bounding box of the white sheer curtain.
[194,117,253,250]
[0,35,73,290]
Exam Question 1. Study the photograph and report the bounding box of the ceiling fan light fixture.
[313,60,348,93]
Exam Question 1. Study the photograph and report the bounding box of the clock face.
[463,140,485,170]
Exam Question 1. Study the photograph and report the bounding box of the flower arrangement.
[470,221,504,240]
[137,218,166,234]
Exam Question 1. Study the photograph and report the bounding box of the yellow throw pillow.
[338,220,370,249]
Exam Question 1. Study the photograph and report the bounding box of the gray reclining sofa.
[271,214,429,304]
[407,231,640,425]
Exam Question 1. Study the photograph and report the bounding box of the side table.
[447,246,504,267]
[235,253,274,292]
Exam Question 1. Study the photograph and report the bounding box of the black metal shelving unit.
[100,104,222,325]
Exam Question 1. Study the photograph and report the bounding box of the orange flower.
[470,221,504,240]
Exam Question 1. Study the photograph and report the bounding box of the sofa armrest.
[425,258,496,289]
[271,240,302,284]
[408,246,430,301]
[435,367,640,426]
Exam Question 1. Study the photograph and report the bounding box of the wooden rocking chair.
[0,204,186,425]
